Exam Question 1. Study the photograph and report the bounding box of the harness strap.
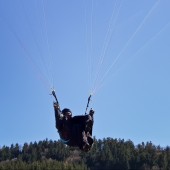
[85,94,92,115]
[51,89,59,104]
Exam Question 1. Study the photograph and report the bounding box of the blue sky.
[0,0,170,147]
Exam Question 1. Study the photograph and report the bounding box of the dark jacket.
[54,104,71,142]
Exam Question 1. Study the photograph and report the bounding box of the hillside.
[0,137,170,170]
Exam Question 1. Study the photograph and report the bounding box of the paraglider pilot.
[53,100,94,152]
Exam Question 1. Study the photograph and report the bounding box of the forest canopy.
[0,137,170,170]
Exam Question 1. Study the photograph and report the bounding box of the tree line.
[0,137,170,170]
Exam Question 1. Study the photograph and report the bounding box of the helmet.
[62,108,72,117]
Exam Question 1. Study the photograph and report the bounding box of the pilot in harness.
[52,90,94,152]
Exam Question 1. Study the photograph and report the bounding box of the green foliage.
[0,138,170,170]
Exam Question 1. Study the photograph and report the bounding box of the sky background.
[0,0,170,147]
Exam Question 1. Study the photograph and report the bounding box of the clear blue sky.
[0,0,170,147]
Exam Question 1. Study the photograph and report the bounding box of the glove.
[53,102,60,110]
[89,108,94,116]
